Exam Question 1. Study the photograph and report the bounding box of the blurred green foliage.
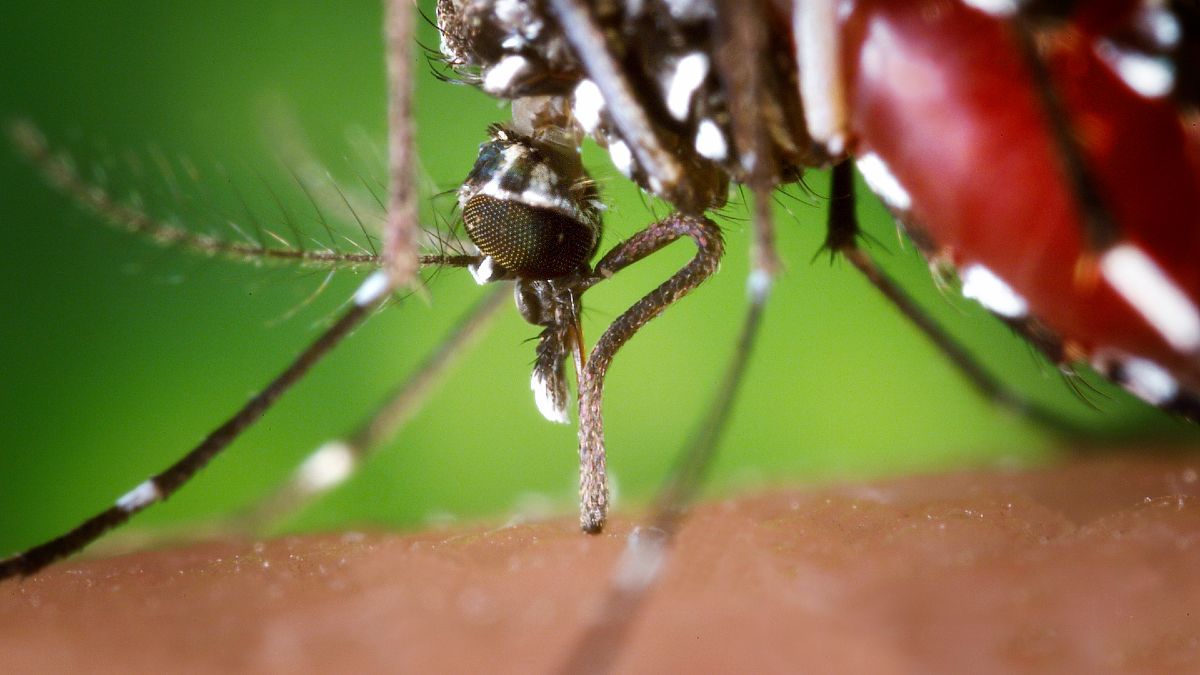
[0,1,1184,556]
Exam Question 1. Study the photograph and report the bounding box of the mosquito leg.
[0,247,484,580]
[828,161,1094,437]
[548,0,677,190]
[233,282,509,531]
[547,0,721,212]
[1009,16,1120,253]
[383,0,420,286]
[0,275,393,579]
[713,0,781,286]
[576,215,724,533]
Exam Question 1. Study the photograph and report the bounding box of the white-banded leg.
[0,1,458,579]
[234,282,509,531]
[826,161,1097,437]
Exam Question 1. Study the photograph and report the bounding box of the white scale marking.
[666,52,709,121]
[296,441,358,492]
[116,479,162,512]
[1095,39,1174,99]
[518,188,564,211]
[608,140,634,178]
[469,256,497,285]
[353,269,392,307]
[1101,244,1200,353]
[572,79,605,135]
[1121,357,1179,405]
[694,119,727,161]
[483,55,529,94]
[855,152,912,211]
[531,372,570,424]
[1135,5,1182,48]
[795,0,848,155]
[960,0,1019,17]
[960,264,1028,319]
[478,180,575,217]
[747,268,773,302]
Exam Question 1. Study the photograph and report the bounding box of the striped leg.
[234,283,509,531]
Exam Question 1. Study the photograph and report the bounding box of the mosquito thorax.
[459,124,603,281]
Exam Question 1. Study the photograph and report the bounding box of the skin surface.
[3,453,1200,674]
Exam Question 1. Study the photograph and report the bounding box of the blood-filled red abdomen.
[842,0,1200,402]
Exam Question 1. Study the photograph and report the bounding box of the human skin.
[3,453,1200,674]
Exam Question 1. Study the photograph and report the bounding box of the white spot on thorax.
[694,119,728,161]
[116,479,161,512]
[531,371,570,424]
[663,0,715,21]
[528,162,554,191]
[353,269,392,306]
[494,0,525,25]
[960,264,1029,318]
[1121,357,1179,405]
[1101,244,1200,352]
[500,144,526,164]
[483,55,529,94]
[572,79,605,135]
[296,441,357,492]
[856,152,912,211]
[666,52,709,121]
[608,140,634,177]
[493,0,543,45]
[1095,40,1175,98]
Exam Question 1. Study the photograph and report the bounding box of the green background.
[0,1,1186,556]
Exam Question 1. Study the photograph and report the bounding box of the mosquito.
[1,0,733,577]
[4,9,1197,666]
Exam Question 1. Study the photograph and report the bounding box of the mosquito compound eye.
[463,195,596,278]
[459,125,602,280]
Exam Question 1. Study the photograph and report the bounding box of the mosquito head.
[459,124,603,281]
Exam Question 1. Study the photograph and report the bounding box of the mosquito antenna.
[7,120,387,270]
[259,170,307,251]
[354,167,389,215]
[330,178,379,257]
[285,162,340,250]
[228,170,271,250]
